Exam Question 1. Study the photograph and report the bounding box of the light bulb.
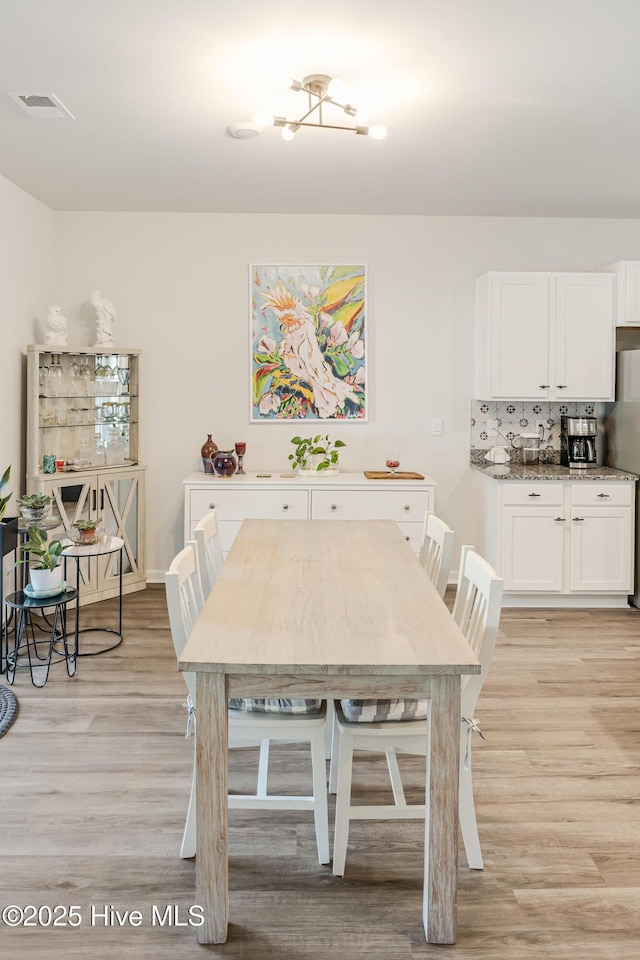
[368,124,387,141]
[355,108,370,124]
[327,78,344,98]
[281,124,297,141]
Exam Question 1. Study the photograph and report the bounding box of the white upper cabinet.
[476,272,615,400]
[600,260,640,326]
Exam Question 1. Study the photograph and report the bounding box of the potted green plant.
[70,518,104,546]
[0,465,18,560]
[288,435,346,477]
[13,525,64,593]
[16,492,52,524]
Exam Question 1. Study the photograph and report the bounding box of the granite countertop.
[471,462,639,482]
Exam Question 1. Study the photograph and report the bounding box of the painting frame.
[250,263,367,422]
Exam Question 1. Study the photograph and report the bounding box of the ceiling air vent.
[8,92,75,120]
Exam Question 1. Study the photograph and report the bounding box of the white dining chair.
[165,543,330,864]
[329,545,503,876]
[193,509,224,598]
[418,511,455,598]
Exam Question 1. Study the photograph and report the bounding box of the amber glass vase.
[201,434,218,474]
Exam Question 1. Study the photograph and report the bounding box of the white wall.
[45,212,640,578]
[0,173,55,502]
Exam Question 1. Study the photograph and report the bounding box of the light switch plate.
[431,418,443,436]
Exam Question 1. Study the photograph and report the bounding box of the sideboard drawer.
[190,488,308,524]
[311,489,431,521]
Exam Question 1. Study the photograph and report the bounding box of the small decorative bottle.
[201,434,218,474]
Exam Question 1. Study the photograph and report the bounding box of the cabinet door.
[570,507,632,592]
[37,474,99,593]
[502,507,566,591]
[99,469,145,595]
[554,275,614,400]
[487,274,551,398]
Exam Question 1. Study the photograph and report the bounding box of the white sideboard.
[183,471,435,558]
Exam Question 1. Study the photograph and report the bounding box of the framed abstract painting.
[250,264,367,421]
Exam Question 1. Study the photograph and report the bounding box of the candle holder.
[234,442,247,475]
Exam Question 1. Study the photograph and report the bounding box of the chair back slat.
[451,546,503,715]
[419,512,455,598]
[194,510,224,597]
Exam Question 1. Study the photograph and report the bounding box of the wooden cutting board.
[364,470,425,480]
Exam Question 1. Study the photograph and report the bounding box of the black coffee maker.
[560,416,597,468]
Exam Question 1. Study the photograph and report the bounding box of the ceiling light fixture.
[271,74,387,141]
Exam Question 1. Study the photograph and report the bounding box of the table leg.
[196,671,229,944]
[423,674,461,944]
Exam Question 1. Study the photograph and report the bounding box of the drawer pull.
[209,502,216,509]
[573,516,584,522]
[405,535,410,541]
[403,504,410,512]
[539,384,550,389]
[556,384,567,389]
[331,504,337,511]
[282,504,289,511]
[554,517,566,522]
[597,493,610,498]
[528,492,541,497]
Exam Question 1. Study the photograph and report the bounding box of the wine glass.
[385,450,400,476]
[117,366,131,396]
[234,441,247,475]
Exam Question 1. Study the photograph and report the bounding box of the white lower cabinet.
[476,475,635,606]
[183,472,435,558]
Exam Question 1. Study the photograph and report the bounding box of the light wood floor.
[1,585,639,959]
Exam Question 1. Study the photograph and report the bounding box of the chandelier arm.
[279,119,364,133]
[294,95,330,126]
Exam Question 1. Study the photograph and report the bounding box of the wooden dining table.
[179,518,480,945]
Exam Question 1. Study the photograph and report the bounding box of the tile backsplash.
[470,399,599,465]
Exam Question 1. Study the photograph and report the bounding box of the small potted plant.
[288,435,346,477]
[13,525,64,593]
[16,492,52,524]
[70,518,104,546]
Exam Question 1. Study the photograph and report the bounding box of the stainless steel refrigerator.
[602,328,640,606]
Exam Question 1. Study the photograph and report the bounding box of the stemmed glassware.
[117,366,131,396]
[385,449,400,476]
[234,442,247,475]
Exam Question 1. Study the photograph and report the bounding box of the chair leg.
[309,726,331,865]
[328,704,339,794]
[459,741,483,869]
[324,698,335,760]
[181,749,197,859]
[385,747,408,807]
[332,728,354,876]
[257,739,270,799]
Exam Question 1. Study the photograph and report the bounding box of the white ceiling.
[1,0,640,216]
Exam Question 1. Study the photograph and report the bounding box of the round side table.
[5,587,78,687]
[61,536,125,656]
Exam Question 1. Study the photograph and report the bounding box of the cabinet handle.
[405,535,410,541]
[331,504,337,511]
[403,504,410,512]
[556,384,568,389]
[282,504,289,511]
[538,384,550,389]
[554,517,566,522]
[597,493,610,498]
[573,516,584,522]
[209,502,216,509]
[528,492,541,497]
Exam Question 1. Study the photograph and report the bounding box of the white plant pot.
[298,466,340,478]
[29,564,63,593]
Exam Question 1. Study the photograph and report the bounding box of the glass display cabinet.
[26,345,146,604]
